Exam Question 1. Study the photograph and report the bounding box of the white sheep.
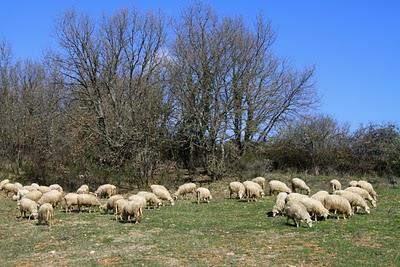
[2,183,20,197]
[291,178,311,195]
[150,184,169,192]
[0,179,10,190]
[114,198,130,221]
[14,189,29,201]
[323,195,353,219]
[196,187,212,204]
[329,179,341,192]
[173,183,197,200]
[31,183,40,189]
[137,191,162,208]
[22,185,36,191]
[127,195,147,216]
[49,184,63,192]
[349,180,358,187]
[100,194,124,214]
[251,177,266,190]
[272,192,288,217]
[18,198,38,220]
[285,193,309,203]
[38,190,63,208]
[37,203,54,225]
[64,193,80,213]
[77,184,89,194]
[357,180,377,200]
[243,181,264,201]
[298,197,329,221]
[22,190,43,202]
[38,186,51,194]
[334,190,370,214]
[122,200,143,223]
[95,184,117,198]
[268,180,292,196]
[77,193,101,212]
[151,187,174,206]
[345,186,376,208]
[284,200,313,228]
[229,182,246,199]
[311,190,330,203]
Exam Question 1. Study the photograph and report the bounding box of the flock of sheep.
[0,176,377,228]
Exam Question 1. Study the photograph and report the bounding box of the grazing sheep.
[18,198,38,220]
[137,191,162,208]
[95,184,117,198]
[349,180,358,187]
[284,200,313,228]
[38,190,63,208]
[77,184,89,194]
[334,190,370,214]
[0,179,10,190]
[323,195,353,219]
[196,187,212,204]
[122,201,143,223]
[38,186,51,194]
[127,195,147,216]
[268,180,292,196]
[243,181,264,201]
[291,178,311,195]
[252,177,266,190]
[64,193,80,213]
[77,194,101,212]
[14,182,23,190]
[357,180,378,200]
[114,199,129,221]
[329,179,341,193]
[272,192,288,217]
[23,185,36,191]
[151,188,174,206]
[285,193,309,203]
[2,183,20,197]
[31,183,40,189]
[345,187,376,208]
[37,203,54,225]
[14,189,29,201]
[311,190,330,203]
[49,184,63,192]
[173,183,197,200]
[22,190,43,202]
[100,194,124,214]
[229,182,246,199]
[150,184,169,192]
[298,197,329,221]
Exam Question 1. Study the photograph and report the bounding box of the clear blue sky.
[1,1,399,129]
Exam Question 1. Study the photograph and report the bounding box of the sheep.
[38,186,51,194]
[291,178,311,195]
[323,195,353,219]
[334,190,370,214]
[64,193,80,213]
[18,198,38,220]
[122,200,143,223]
[13,189,29,201]
[229,182,246,199]
[137,191,162,208]
[114,198,130,221]
[77,194,101,212]
[298,197,329,221]
[268,180,292,196]
[173,183,197,200]
[77,184,89,194]
[285,193,309,203]
[14,182,23,190]
[0,179,10,190]
[345,187,376,208]
[272,192,288,217]
[329,179,341,193]
[22,185,36,191]
[243,181,264,201]
[37,203,54,225]
[151,187,175,206]
[127,195,147,216]
[49,184,63,192]
[95,184,117,198]
[38,190,63,208]
[196,187,212,204]
[252,177,266,190]
[357,180,378,200]
[311,190,330,203]
[99,194,124,214]
[2,183,20,197]
[31,183,40,189]
[150,184,169,192]
[22,190,43,202]
[349,180,358,187]
[283,200,313,228]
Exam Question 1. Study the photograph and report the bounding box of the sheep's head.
[371,200,377,208]
[306,188,311,195]
[305,218,313,228]
[272,209,279,217]
[365,206,371,214]
[169,199,175,206]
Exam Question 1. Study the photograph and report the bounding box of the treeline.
[0,4,396,188]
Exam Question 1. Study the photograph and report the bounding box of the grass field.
[0,177,399,266]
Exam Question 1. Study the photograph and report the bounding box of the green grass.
[0,178,399,266]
